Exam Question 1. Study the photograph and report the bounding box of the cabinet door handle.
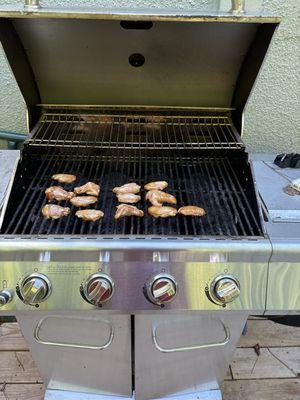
[34,315,114,350]
[152,319,230,353]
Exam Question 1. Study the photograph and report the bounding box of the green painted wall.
[0,0,299,152]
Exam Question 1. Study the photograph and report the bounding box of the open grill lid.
[0,5,280,131]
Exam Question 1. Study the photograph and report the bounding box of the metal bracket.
[24,0,41,10]
[34,315,114,350]
[230,0,245,13]
[152,319,230,353]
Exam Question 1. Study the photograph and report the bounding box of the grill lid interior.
[0,8,279,131]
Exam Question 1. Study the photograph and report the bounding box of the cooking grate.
[27,108,243,151]
[1,151,263,237]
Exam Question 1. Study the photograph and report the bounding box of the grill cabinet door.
[134,313,247,400]
[17,313,132,397]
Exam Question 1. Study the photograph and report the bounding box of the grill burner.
[1,151,262,237]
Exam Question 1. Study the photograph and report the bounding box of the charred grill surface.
[1,152,263,237]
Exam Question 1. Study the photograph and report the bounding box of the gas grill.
[0,3,288,400]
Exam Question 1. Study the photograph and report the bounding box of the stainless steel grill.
[1,150,262,237]
[0,7,282,400]
[27,108,243,151]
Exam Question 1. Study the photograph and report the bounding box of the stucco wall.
[0,0,299,152]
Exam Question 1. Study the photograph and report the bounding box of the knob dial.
[20,273,51,305]
[82,274,114,306]
[0,290,13,307]
[145,274,177,306]
[210,274,240,304]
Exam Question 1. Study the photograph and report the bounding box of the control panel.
[0,259,266,312]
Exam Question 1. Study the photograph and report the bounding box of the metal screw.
[230,0,245,13]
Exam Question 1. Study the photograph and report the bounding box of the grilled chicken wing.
[42,204,70,220]
[45,186,75,201]
[148,206,177,218]
[115,204,144,220]
[116,193,141,204]
[146,190,177,207]
[75,209,104,221]
[178,206,206,217]
[112,183,141,195]
[74,182,100,196]
[52,174,76,183]
[70,196,98,207]
[144,181,168,191]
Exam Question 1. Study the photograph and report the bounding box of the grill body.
[0,6,281,400]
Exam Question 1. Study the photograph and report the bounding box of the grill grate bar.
[223,159,262,235]
[219,159,255,236]
[8,157,52,234]
[177,124,202,235]
[209,159,240,235]
[196,158,223,235]
[163,128,182,232]
[63,125,98,236]
[169,123,189,235]
[27,158,66,235]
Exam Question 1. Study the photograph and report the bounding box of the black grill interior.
[1,151,263,237]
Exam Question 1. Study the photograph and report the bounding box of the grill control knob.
[145,274,177,306]
[81,274,114,306]
[0,290,13,307]
[211,274,240,304]
[19,273,51,305]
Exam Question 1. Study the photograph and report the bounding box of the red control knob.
[82,274,114,306]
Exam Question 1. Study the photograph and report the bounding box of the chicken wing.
[115,204,144,220]
[178,206,206,217]
[45,186,75,201]
[52,174,76,183]
[146,190,177,207]
[144,181,168,191]
[75,209,104,221]
[42,204,70,220]
[74,182,100,196]
[70,196,98,207]
[116,193,141,204]
[112,183,141,195]
[148,206,177,218]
